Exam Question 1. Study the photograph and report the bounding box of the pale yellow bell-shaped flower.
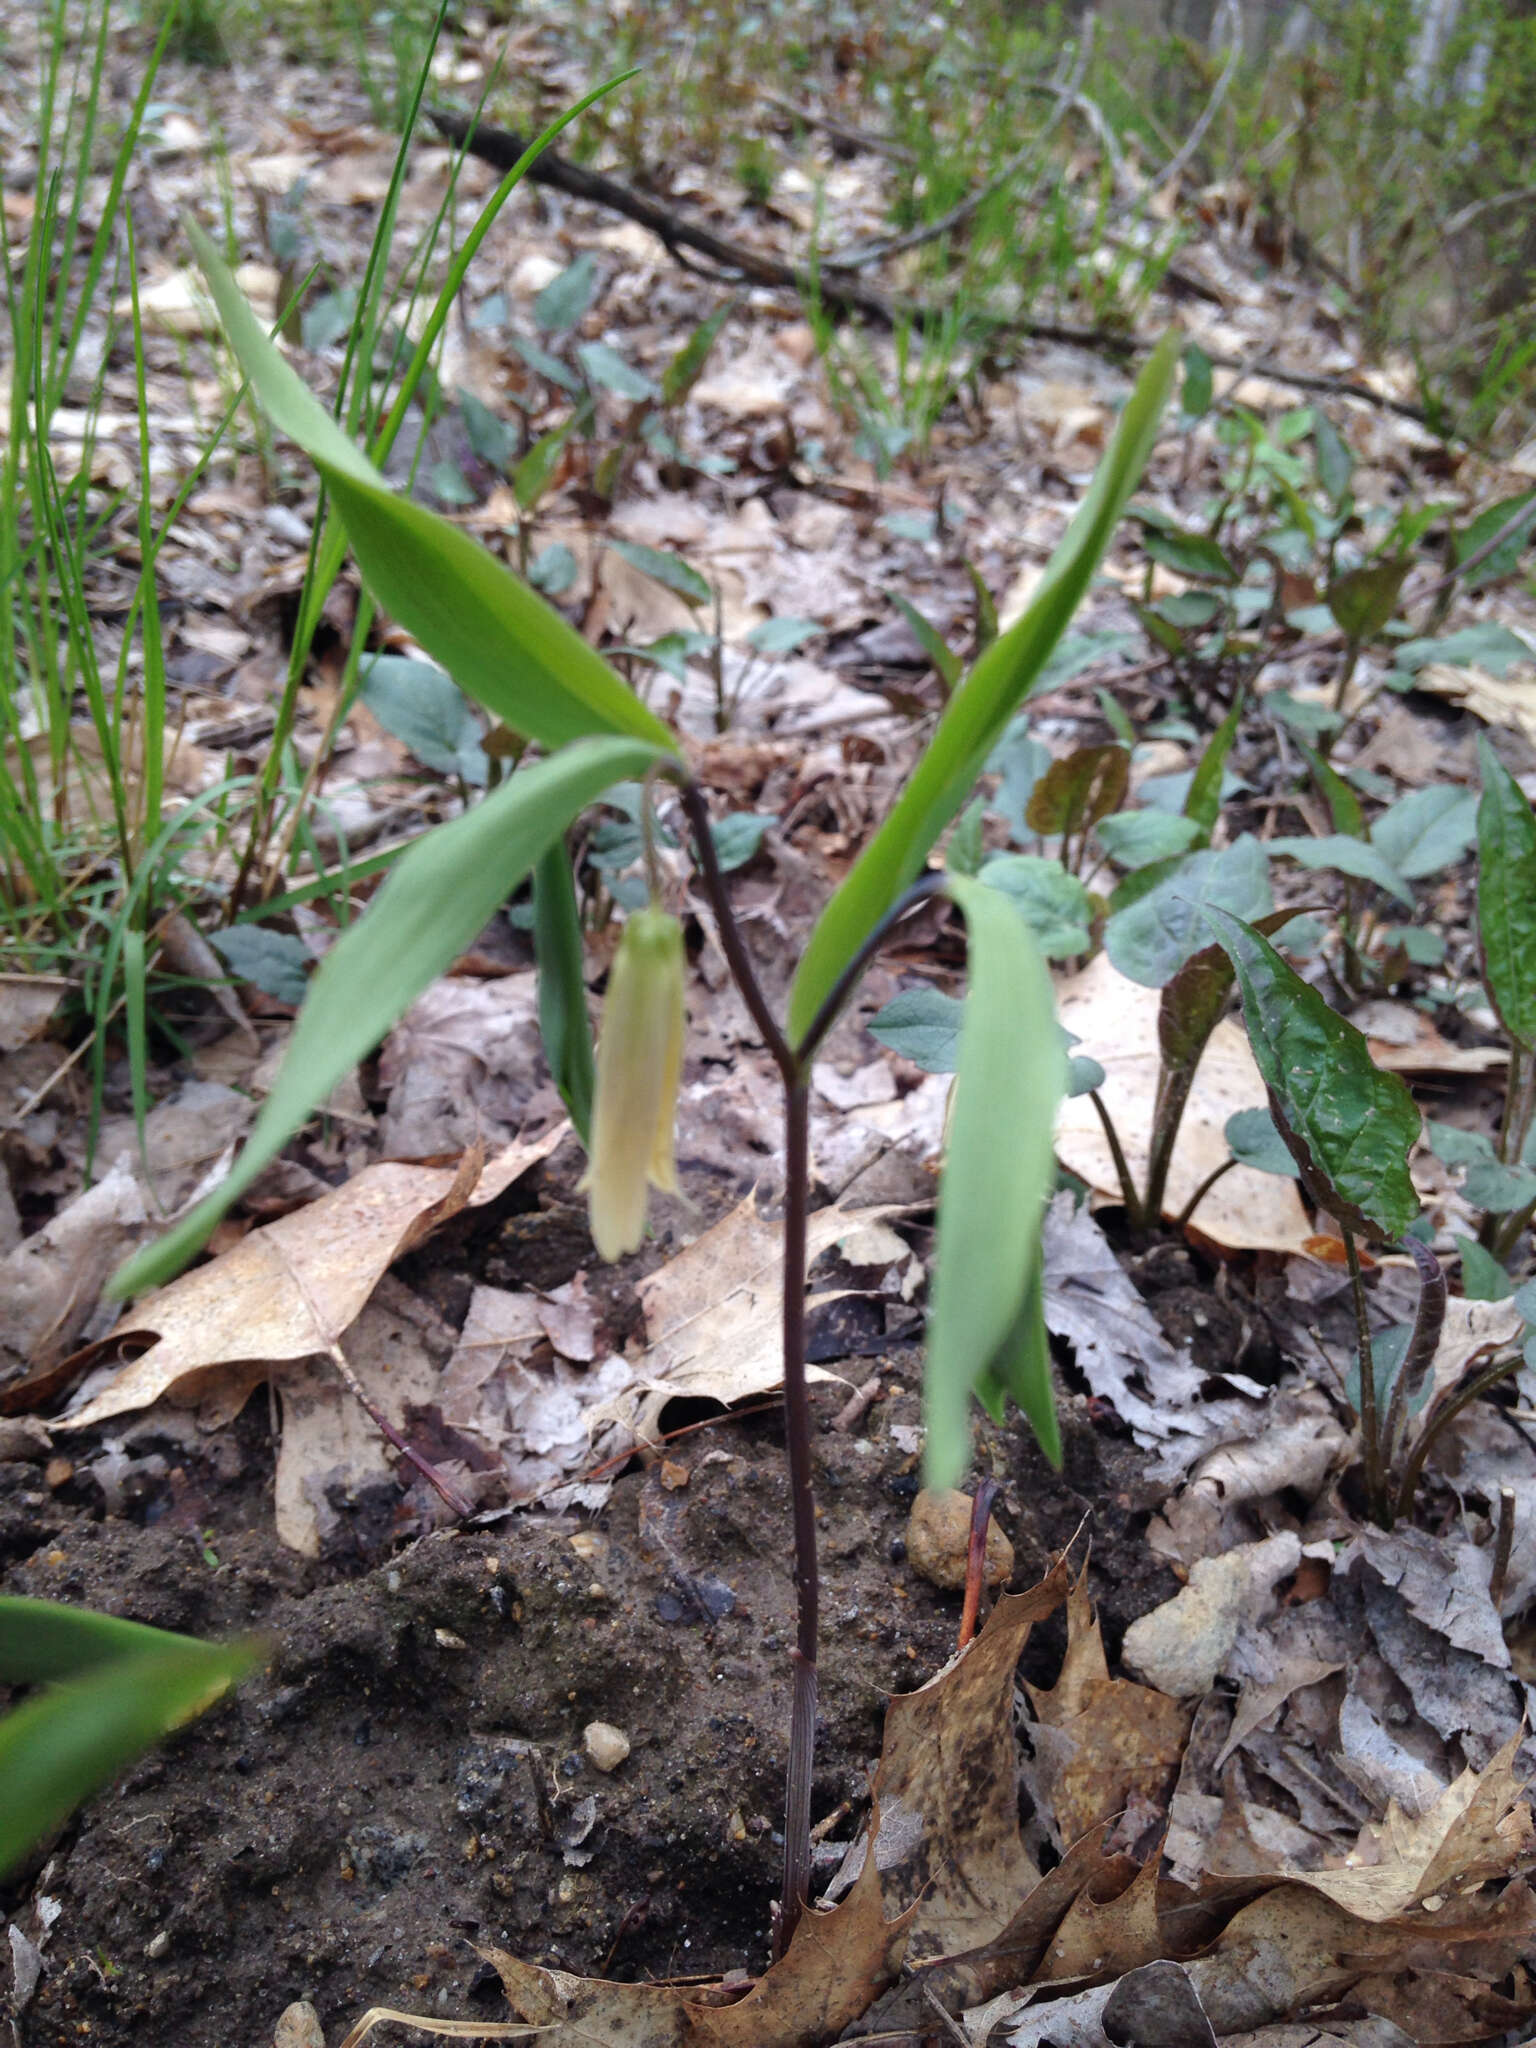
[582,905,685,1261]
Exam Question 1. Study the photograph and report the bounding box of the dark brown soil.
[1,1347,1174,2048]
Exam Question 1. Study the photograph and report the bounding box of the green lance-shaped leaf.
[188,226,677,758]
[924,875,1066,1485]
[972,1262,1058,1467]
[0,1596,219,1682]
[1476,733,1536,1052]
[0,1604,257,1880]
[532,840,597,1148]
[1182,694,1242,843]
[1204,907,1421,1240]
[114,736,671,1294]
[787,331,1180,1045]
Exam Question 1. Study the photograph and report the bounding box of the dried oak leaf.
[61,1130,563,1429]
[1022,1564,1192,1853]
[479,1835,910,2048]
[591,1189,892,1446]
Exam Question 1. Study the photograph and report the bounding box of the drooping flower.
[582,905,685,1260]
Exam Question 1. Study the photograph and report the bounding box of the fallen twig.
[432,110,1441,426]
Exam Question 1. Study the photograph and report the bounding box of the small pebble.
[905,1488,1014,1592]
[273,2002,324,2048]
[43,1457,73,1491]
[145,1929,170,1960]
[583,1721,631,1773]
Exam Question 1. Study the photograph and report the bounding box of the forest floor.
[4,5,1536,2046]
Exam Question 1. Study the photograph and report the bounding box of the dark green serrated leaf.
[207,926,311,1007]
[1106,837,1272,990]
[1157,907,1307,1078]
[1025,744,1129,838]
[1327,557,1409,642]
[1476,734,1536,1051]
[1205,908,1421,1240]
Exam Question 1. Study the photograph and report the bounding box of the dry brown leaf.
[478,1837,909,2048]
[1121,1535,1304,1698]
[1294,1734,1534,1921]
[0,974,68,1053]
[828,1556,1073,1964]
[1053,955,1313,1253]
[0,1159,149,1378]
[593,1190,886,1445]
[62,1130,564,1430]
[1022,1567,1192,1852]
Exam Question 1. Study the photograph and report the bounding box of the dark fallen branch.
[431,109,1439,428]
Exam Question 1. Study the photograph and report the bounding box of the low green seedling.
[110,219,1180,1944]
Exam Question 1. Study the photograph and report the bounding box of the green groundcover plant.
[106,193,1180,1933]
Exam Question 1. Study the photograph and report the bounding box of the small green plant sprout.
[1203,907,1456,1529]
[0,1597,256,1881]
[110,195,1179,1950]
